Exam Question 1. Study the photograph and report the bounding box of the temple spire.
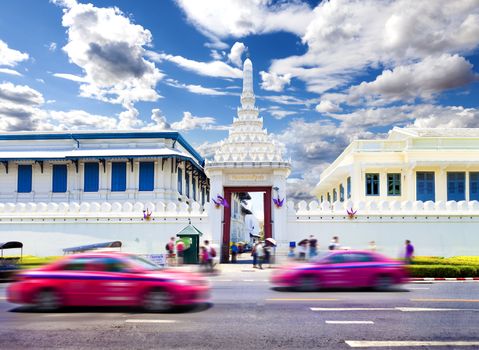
[241,58,255,110]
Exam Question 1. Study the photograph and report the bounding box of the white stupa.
[208,58,289,166]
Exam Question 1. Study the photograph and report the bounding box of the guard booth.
[176,224,203,264]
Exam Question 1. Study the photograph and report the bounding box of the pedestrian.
[263,242,272,268]
[369,240,377,251]
[199,246,209,271]
[328,236,340,250]
[204,240,215,272]
[255,241,264,269]
[166,237,175,265]
[297,240,307,260]
[308,234,318,259]
[231,242,238,263]
[176,240,185,265]
[404,240,414,264]
[252,240,258,268]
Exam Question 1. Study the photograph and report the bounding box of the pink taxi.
[271,250,408,291]
[7,252,209,312]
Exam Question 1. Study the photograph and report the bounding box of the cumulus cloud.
[259,71,291,92]
[53,73,87,82]
[0,40,29,67]
[228,42,246,67]
[142,108,171,130]
[42,110,118,130]
[347,54,477,104]
[171,111,216,131]
[268,106,295,120]
[315,100,341,113]
[148,51,242,79]
[0,82,44,105]
[56,1,163,128]
[175,0,314,48]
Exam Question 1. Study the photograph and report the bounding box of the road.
[1,266,479,349]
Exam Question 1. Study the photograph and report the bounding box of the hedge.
[412,256,479,267]
[407,264,479,278]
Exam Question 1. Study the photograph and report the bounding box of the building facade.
[313,127,479,204]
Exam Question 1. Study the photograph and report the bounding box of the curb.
[410,277,479,281]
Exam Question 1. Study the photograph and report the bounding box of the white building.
[313,127,479,204]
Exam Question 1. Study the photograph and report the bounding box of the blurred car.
[7,252,209,311]
[271,250,408,291]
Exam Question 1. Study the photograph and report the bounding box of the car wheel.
[297,275,319,292]
[143,289,173,312]
[34,289,61,311]
[375,275,393,291]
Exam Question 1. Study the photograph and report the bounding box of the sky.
[0,0,478,201]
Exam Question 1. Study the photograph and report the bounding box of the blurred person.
[297,240,307,260]
[199,246,209,271]
[176,240,185,265]
[369,240,377,251]
[329,236,340,250]
[252,241,258,268]
[204,240,215,272]
[405,240,414,264]
[231,242,238,263]
[309,234,318,259]
[166,237,175,266]
[255,241,264,269]
[263,242,272,268]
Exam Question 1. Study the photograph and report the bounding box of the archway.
[221,186,272,263]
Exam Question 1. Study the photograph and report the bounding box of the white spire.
[242,58,253,94]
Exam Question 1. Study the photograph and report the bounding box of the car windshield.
[128,255,161,271]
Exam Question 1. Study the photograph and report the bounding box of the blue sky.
[0,0,478,200]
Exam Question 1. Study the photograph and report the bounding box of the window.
[17,164,32,193]
[52,164,67,193]
[387,173,401,196]
[365,173,379,196]
[111,162,126,192]
[346,253,374,263]
[201,187,205,205]
[139,162,154,191]
[339,184,344,202]
[84,162,99,192]
[331,189,336,202]
[320,195,324,202]
[470,172,479,201]
[192,178,196,201]
[177,168,183,195]
[447,172,465,201]
[185,172,190,197]
[327,192,331,203]
[347,176,351,199]
[416,171,435,201]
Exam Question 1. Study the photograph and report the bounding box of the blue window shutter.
[84,163,99,192]
[139,162,154,191]
[185,172,190,197]
[417,172,435,201]
[347,177,351,198]
[17,164,32,193]
[111,162,126,192]
[447,172,465,201]
[177,168,183,195]
[52,164,67,193]
[470,172,479,201]
[193,178,196,201]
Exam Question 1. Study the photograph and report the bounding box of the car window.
[96,257,129,272]
[345,253,374,263]
[62,258,91,271]
[326,254,346,264]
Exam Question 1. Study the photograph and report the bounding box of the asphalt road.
[1,267,479,349]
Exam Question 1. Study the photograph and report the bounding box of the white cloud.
[165,78,229,96]
[0,40,29,67]
[175,0,314,47]
[228,42,246,67]
[53,73,87,83]
[347,54,477,104]
[56,1,164,128]
[42,109,118,130]
[210,50,224,60]
[0,82,44,105]
[260,71,291,92]
[171,111,216,131]
[0,68,22,76]
[48,42,57,52]
[315,100,341,113]
[268,106,295,120]
[148,51,242,79]
[146,108,171,130]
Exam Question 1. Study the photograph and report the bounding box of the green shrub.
[412,256,479,267]
[407,264,478,278]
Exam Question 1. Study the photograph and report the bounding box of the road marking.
[345,340,479,347]
[243,279,255,282]
[214,279,233,282]
[408,287,430,290]
[326,321,374,324]
[0,296,7,300]
[396,307,479,312]
[267,298,338,302]
[411,298,479,303]
[311,307,393,311]
[125,319,177,324]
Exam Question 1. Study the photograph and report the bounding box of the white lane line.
[311,308,394,311]
[214,279,233,282]
[408,287,430,290]
[243,279,255,282]
[0,296,7,300]
[326,321,374,324]
[125,319,177,324]
[345,340,479,348]
[311,307,479,312]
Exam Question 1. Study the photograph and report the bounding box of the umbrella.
[298,239,309,246]
[265,238,277,246]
